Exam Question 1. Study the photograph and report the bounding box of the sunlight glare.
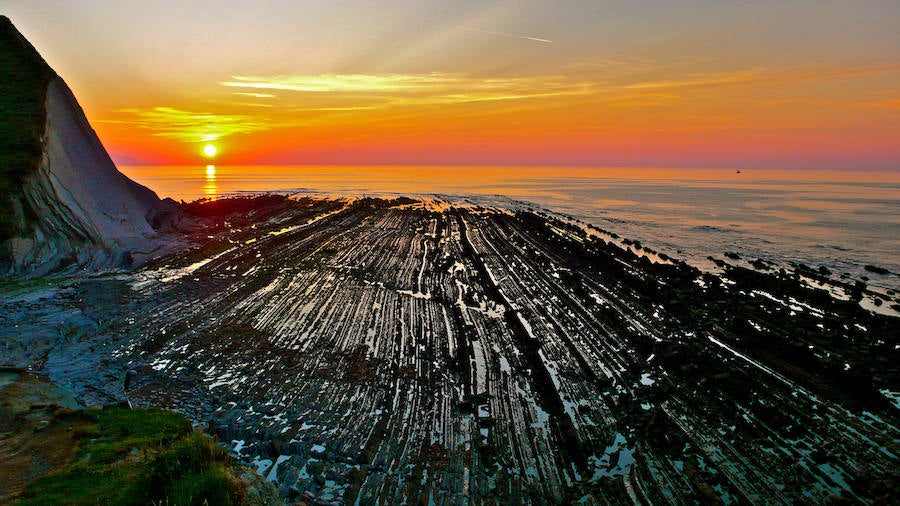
[204,164,217,197]
[203,144,218,158]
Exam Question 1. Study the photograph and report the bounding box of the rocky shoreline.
[2,195,897,504]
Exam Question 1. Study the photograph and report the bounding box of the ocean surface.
[120,165,900,291]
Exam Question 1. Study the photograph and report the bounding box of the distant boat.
[736,169,742,174]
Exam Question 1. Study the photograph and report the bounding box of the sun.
[202,144,218,158]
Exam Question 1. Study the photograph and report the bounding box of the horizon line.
[114,162,900,172]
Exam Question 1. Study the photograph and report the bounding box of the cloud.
[221,74,460,93]
[234,92,277,98]
[862,98,900,110]
[620,62,900,92]
[781,62,900,82]
[100,73,595,144]
[566,57,657,73]
[103,107,271,143]
[756,97,900,110]
[465,28,552,44]
[622,69,765,90]
[220,73,591,106]
[104,63,898,146]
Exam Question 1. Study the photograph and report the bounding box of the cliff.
[0,16,166,275]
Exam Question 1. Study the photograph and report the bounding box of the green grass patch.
[16,407,250,505]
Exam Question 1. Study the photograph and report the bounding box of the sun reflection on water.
[203,165,217,197]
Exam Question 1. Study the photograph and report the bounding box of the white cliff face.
[6,76,166,275]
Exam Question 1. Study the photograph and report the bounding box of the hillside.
[0,16,52,240]
[0,16,168,275]
[0,370,279,505]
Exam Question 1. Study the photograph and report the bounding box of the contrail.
[467,28,552,44]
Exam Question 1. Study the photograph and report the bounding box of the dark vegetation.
[14,407,253,505]
[0,16,53,241]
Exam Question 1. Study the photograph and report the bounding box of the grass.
[0,16,53,241]
[15,407,249,506]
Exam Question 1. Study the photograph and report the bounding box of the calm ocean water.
[121,165,900,290]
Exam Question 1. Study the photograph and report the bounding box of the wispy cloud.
[101,73,594,145]
[780,62,900,82]
[757,96,900,110]
[103,107,271,143]
[105,62,899,147]
[623,69,765,90]
[220,73,592,108]
[566,57,657,73]
[222,74,458,93]
[620,62,900,91]
[234,92,277,98]
[606,93,681,108]
[862,98,900,110]
[465,28,552,44]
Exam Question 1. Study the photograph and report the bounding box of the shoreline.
[2,195,897,503]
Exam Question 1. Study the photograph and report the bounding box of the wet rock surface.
[2,196,897,504]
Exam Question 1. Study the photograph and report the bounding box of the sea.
[120,165,900,292]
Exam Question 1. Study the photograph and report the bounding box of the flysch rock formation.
[5,195,894,504]
[1,16,170,275]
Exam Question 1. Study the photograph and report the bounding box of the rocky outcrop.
[1,17,169,275]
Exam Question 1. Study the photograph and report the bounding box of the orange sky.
[3,1,899,169]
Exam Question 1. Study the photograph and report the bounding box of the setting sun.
[202,144,217,158]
